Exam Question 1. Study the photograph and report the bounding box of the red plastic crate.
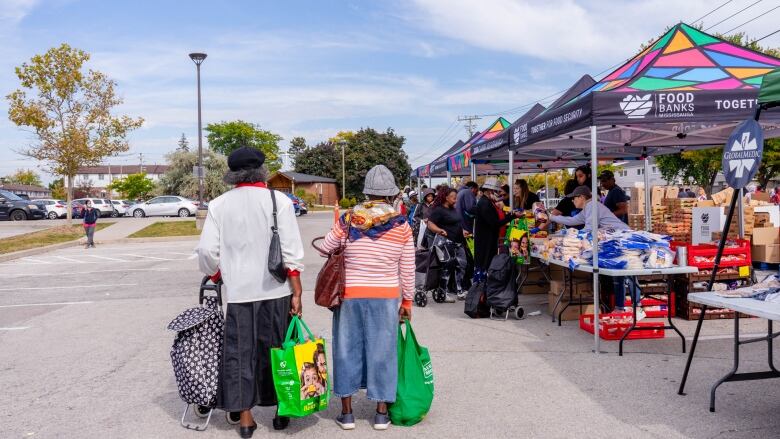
[672,239,751,269]
[625,294,675,318]
[579,313,666,340]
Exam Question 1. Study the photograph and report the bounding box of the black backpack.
[485,253,517,311]
[464,280,490,318]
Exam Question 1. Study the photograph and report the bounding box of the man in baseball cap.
[549,185,628,233]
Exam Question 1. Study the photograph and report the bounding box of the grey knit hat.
[363,165,399,196]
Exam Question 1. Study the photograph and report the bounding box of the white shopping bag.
[417,220,427,248]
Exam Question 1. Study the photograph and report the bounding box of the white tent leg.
[428,175,432,188]
[470,163,476,181]
[447,171,452,187]
[643,158,651,232]
[508,150,515,209]
[591,125,600,354]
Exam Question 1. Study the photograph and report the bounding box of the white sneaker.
[336,413,355,430]
[444,293,457,303]
[456,290,468,300]
[635,307,647,321]
[373,412,391,430]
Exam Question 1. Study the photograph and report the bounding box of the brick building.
[267,171,338,206]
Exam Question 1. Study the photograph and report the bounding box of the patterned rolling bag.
[167,276,224,431]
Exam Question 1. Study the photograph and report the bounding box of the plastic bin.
[579,312,666,341]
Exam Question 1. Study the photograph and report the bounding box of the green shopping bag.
[270,316,330,417]
[389,320,434,426]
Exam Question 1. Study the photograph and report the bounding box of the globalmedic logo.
[724,131,760,179]
[722,118,763,189]
[619,94,653,119]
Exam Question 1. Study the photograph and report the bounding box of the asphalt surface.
[1,213,778,438]
[0,216,195,240]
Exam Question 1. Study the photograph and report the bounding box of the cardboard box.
[753,192,771,203]
[752,244,780,263]
[754,212,771,227]
[547,292,595,321]
[752,227,780,245]
[651,187,665,206]
[711,188,734,205]
[665,186,680,199]
[697,200,715,207]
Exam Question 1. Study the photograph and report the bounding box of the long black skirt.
[217,295,291,412]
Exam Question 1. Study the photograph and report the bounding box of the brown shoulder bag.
[311,225,349,309]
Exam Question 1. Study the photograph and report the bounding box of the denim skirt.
[332,298,399,402]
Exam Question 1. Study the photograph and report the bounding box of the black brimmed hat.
[228,146,266,171]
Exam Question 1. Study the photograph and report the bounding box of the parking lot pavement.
[1,213,778,438]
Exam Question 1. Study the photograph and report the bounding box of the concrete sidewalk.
[93,217,194,242]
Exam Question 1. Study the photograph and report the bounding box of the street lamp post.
[339,140,347,200]
[189,52,207,209]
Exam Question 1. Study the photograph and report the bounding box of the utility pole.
[138,153,145,173]
[458,115,482,137]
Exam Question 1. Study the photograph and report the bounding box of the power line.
[722,4,780,34]
[704,0,762,31]
[755,27,780,42]
[690,0,734,25]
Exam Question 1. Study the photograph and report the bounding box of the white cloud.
[405,0,780,68]
[0,0,38,23]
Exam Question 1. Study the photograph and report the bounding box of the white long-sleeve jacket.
[196,186,305,303]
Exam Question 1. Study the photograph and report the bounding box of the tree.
[295,128,412,199]
[288,136,307,167]
[7,169,42,186]
[159,149,230,200]
[49,178,66,199]
[177,133,190,152]
[6,43,143,222]
[107,173,155,200]
[205,120,282,171]
[757,138,780,188]
[74,178,94,198]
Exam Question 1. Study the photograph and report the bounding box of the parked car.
[285,194,308,216]
[110,199,131,216]
[127,196,197,218]
[15,193,30,200]
[71,201,86,219]
[0,189,46,221]
[73,198,117,217]
[37,199,69,219]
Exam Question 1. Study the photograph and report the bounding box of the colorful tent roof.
[448,117,511,172]
[471,104,546,163]
[427,139,468,177]
[511,22,780,158]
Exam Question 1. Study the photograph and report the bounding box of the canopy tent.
[416,139,466,179]
[504,23,780,354]
[448,117,512,173]
[511,23,780,160]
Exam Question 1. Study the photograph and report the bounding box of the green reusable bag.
[389,320,434,426]
[270,316,330,418]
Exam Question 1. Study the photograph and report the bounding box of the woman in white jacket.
[197,146,305,439]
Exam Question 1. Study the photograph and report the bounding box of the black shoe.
[226,411,241,425]
[272,416,290,431]
[239,424,257,438]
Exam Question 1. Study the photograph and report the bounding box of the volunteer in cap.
[549,186,629,233]
[598,170,629,224]
[197,146,305,438]
[549,186,638,313]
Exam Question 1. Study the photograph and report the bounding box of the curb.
[0,240,81,263]
[0,236,200,263]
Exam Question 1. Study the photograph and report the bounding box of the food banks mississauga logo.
[619,94,653,119]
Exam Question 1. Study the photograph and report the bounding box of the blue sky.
[1,0,779,183]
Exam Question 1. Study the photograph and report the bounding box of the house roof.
[77,164,170,175]
[273,171,337,183]
[0,183,50,192]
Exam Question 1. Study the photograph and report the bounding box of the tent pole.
[446,170,452,187]
[508,150,515,209]
[428,175,432,189]
[643,158,651,232]
[544,171,549,209]
[591,125,601,354]
[470,162,476,182]
[737,188,745,239]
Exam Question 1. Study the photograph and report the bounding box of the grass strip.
[0,223,113,255]
[128,221,199,238]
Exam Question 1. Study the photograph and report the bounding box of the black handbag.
[268,190,288,283]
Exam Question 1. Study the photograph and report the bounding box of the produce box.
[752,244,780,263]
[548,293,594,321]
[665,187,680,199]
[651,187,665,206]
[752,227,780,245]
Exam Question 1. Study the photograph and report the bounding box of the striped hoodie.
[320,208,415,309]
